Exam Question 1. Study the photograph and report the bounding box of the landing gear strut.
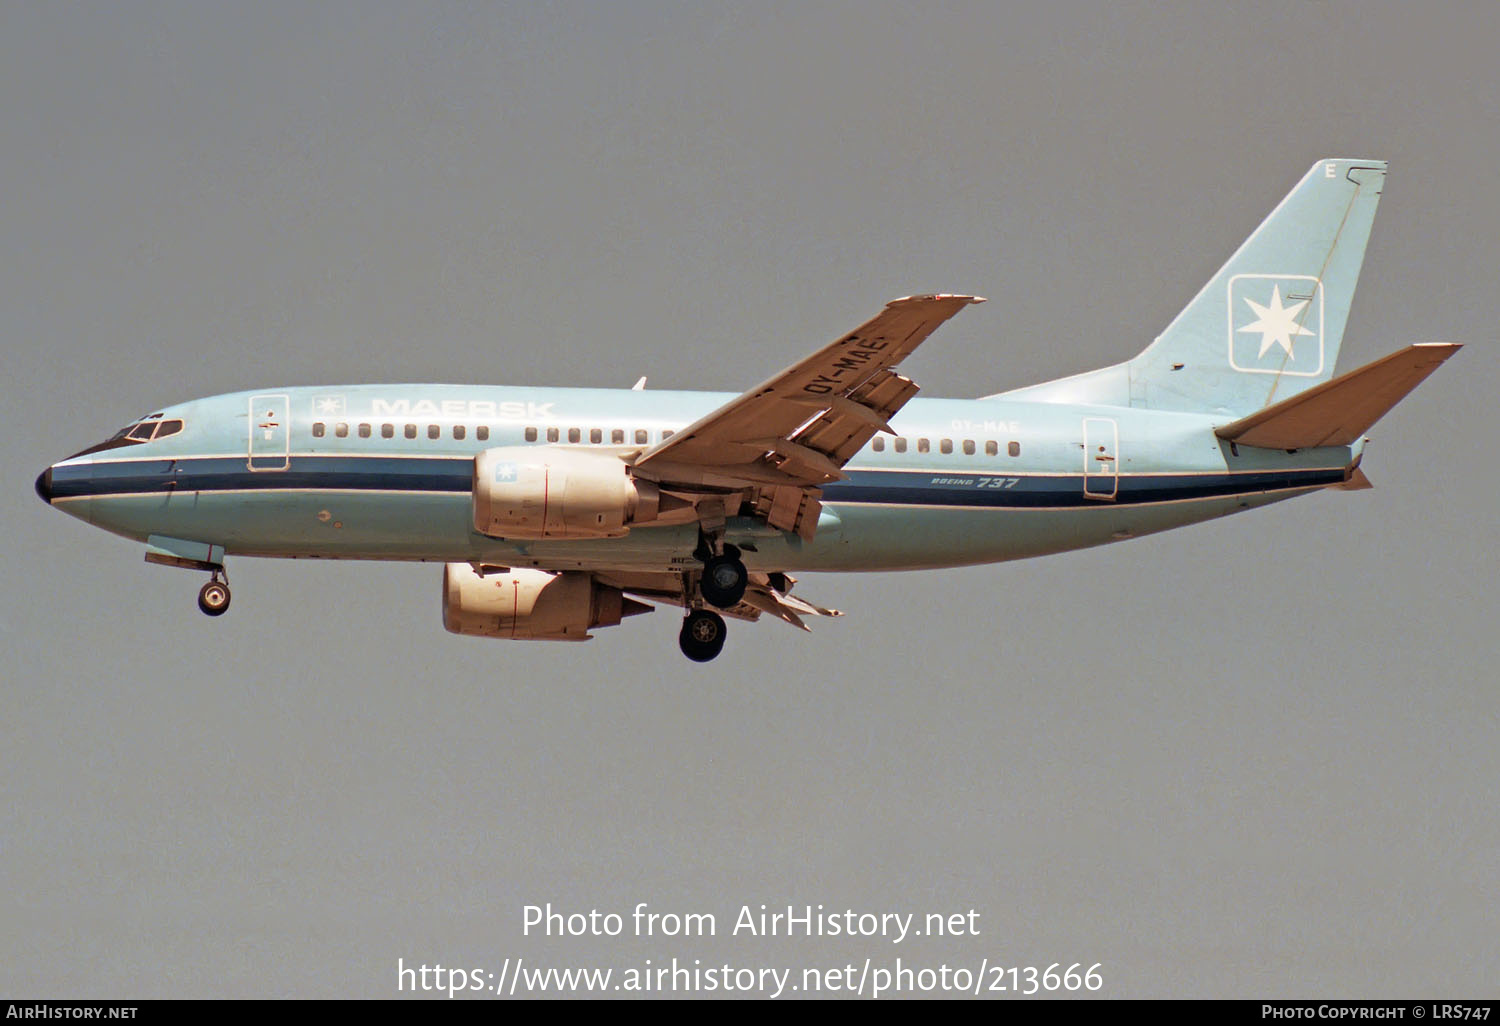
[682,511,741,658]
[679,608,727,662]
[197,569,231,617]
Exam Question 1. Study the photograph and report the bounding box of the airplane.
[35,158,1460,662]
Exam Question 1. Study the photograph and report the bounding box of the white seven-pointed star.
[315,396,344,413]
[1238,284,1317,359]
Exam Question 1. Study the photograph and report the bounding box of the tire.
[198,581,231,617]
[699,553,748,608]
[678,609,726,662]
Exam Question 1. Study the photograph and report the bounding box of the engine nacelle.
[442,564,651,641]
[472,446,660,539]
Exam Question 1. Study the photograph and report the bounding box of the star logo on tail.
[1238,283,1317,358]
[1227,274,1326,376]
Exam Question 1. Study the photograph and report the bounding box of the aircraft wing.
[594,570,841,630]
[632,294,984,537]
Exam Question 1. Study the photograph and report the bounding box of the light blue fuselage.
[45,384,1354,574]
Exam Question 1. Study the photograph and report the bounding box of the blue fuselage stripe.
[55,456,469,496]
[51,456,1346,509]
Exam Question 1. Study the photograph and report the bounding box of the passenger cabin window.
[568,428,581,443]
[894,437,907,453]
[612,429,625,444]
[524,427,537,442]
[546,428,559,442]
[454,425,466,440]
[1008,441,1021,457]
[476,426,490,441]
[336,423,349,438]
[662,429,674,439]
[359,424,372,438]
[917,438,930,454]
[312,422,326,438]
[963,439,975,455]
[634,429,648,445]
[872,436,885,452]
[985,440,998,456]
[590,428,602,444]
[428,424,440,440]
[404,424,417,440]
[940,439,953,454]
[381,424,394,439]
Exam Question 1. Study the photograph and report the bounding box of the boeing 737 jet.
[36,159,1459,660]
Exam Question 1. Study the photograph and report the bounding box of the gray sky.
[3,1,1496,999]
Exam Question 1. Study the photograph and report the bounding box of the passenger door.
[248,394,290,471]
[1082,417,1118,500]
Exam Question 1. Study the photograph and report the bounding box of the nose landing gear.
[143,537,233,618]
[197,570,231,617]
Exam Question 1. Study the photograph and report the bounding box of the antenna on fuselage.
[632,376,647,390]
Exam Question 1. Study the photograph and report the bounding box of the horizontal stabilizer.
[1215,343,1461,449]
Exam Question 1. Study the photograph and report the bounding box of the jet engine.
[442,563,651,641]
[472,446,662,539]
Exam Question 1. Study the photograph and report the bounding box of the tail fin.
[998,159,1388,416]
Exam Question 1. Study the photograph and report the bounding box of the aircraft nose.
[35,466,53,504]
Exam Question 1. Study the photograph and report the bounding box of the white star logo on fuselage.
[1238,284,1317,359]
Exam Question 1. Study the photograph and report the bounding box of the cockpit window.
[123,417,183,442]
[63,416,184,459]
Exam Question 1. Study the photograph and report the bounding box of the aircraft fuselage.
[40,383,1355,575]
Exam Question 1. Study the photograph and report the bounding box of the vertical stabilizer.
[997,159,1387,417]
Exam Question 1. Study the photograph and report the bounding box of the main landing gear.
[677,536,746,661]
[197,569,231,617]
[679,608,727,662]
[698,544,748,609]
